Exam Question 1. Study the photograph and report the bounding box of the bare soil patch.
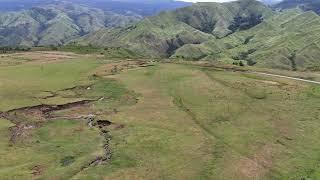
[6,99,96,120]
[9,123,40,144]
[0,99,98,145]
[260,80,280,85]
[235,144,277,179]
[31,165,45,177]
[1,93,125,174]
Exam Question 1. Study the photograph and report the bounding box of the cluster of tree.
[0,47,31,53]
[233,61,245,66]
[229,14,263,32]
[288,52,297,71]
[232,49,256,60]
[232,49,257,66]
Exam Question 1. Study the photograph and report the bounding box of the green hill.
[2,0,320,71]
[173,9,320,71]
[0,2,140,47]
[76,0,272,57]
[76,0,320,70]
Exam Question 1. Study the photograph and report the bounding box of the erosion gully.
[0,98,115,170]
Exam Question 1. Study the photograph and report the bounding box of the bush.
[0,46,31,53]
[247,59,257,66]
[229,14,263,32]
[60,156,75,167]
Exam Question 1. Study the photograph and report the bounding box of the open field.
[0,51,320,179]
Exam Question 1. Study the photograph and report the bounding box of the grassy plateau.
[0,51,319,179]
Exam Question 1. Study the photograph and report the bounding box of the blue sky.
[178,0,282,2]
[179,0,236,2]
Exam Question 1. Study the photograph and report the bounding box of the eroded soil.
[0,60,146,175]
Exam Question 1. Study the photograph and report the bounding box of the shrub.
[60,156,75,167]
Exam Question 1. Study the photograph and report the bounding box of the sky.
[179,0,235,2]
[177,0,282,2]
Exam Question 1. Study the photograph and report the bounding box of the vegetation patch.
[307,86,320,97]
[245,88,268,99]
[61,156,76,167]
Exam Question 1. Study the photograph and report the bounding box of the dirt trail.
[253,72,320,85]
[4,99,97,121]
[178,61,320,85]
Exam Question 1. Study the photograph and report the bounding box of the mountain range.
[74,0,320,70]
[76,0,272,56]
[0,0,320,71]
[0,1,142,46]
[0,0,192,47]
[0,0,191,16]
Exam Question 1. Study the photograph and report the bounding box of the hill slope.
[76,0,320,70]
[77,0,273,57]
[0,2,140,47]
[172,9,320,70]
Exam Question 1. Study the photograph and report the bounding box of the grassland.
[80,63,320,179]
[0,52,319,179]
[0,51,140,179]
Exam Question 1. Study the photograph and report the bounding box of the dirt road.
[253,72,320,85]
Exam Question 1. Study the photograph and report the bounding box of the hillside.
[172,9,320,71]
[77,0,273,57]
[77,0,320,70]
[0,2,140,47]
